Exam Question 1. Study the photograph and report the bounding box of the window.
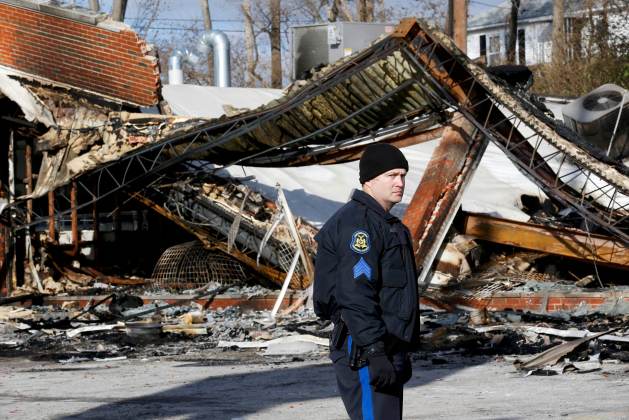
[488,34,501,65]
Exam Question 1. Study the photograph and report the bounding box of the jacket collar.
[351,189,399,222]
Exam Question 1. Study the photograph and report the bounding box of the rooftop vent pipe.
[168,49,199,85]
[167,30,231,87]
[198,31,231,87]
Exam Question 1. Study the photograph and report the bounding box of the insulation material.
[0,68,56,126]
[11,85,210,198]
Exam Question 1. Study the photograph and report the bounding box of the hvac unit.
[291,22,395,80]
[562,83,629,160]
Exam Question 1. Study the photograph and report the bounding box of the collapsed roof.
[2,19,628,249]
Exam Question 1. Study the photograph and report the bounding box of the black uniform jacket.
[314,189,419,348]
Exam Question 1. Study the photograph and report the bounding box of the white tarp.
[162,84,282,118]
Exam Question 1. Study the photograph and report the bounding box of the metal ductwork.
[197,30,231,87]
[168,49,199,85]
[168,30,231,87]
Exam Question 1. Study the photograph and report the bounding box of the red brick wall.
[0,3,160,106]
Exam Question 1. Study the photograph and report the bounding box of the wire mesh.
[152,241,247,290]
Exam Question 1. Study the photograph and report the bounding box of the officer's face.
[364,168,406,211]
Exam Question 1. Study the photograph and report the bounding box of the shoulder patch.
[350,230,370,254]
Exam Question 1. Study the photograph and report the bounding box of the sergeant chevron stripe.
[353,257,372,281]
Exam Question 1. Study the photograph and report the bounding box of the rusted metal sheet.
[462,212,629,269]
[402,113,487,289]
[403,120,470,242]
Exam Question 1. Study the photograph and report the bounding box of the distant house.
[466,0,623,66]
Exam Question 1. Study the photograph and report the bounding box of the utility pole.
[507,0,520,64]
[200,0,214,85]
[445,0,454,37]
[451,0,467,53]
[111,0,127,22]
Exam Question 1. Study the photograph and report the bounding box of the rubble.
[1,7,629,394]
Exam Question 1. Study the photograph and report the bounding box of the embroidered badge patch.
[350,230,370,254]
[353,257,372,281]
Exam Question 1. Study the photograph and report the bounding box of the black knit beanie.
[359,143,409,184]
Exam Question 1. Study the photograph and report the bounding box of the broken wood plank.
[462,212,629,269]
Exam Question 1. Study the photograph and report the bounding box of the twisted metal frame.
[11,35,439,231]
[395,23,629,244]
[8,20,629,249]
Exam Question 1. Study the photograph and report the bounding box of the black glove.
[363,341,397,390]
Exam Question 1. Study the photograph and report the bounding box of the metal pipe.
[168,30,231,87]
[168,49,199,85]
[198,31,231,87]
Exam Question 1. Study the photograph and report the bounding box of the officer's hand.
[363,342,396,390]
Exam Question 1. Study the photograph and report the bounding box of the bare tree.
[292,0,327,22]
[111,0,127,21]
[270,0,282,88]
[534,0,628,96]
[506,0,520,63]
[129,0,167,39]
[329,0,353,21]
[199,0,214,85]
[242,0,263,86]
[357,0,375,22]
[552,0,565,64]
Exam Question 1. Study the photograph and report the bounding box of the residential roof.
[469,0,586,29]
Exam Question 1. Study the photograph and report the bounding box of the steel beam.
[403,113,487,291]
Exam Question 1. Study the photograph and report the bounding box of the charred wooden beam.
[462,212,629,269]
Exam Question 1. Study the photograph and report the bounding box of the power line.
[126,17,316,24]
[140,26,291,34]
[469,0,510,10]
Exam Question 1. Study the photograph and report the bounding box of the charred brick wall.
[0,2,160,106]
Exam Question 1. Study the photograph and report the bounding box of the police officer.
[314,143,419,420]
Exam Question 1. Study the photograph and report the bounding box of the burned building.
[0,0,628,323]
